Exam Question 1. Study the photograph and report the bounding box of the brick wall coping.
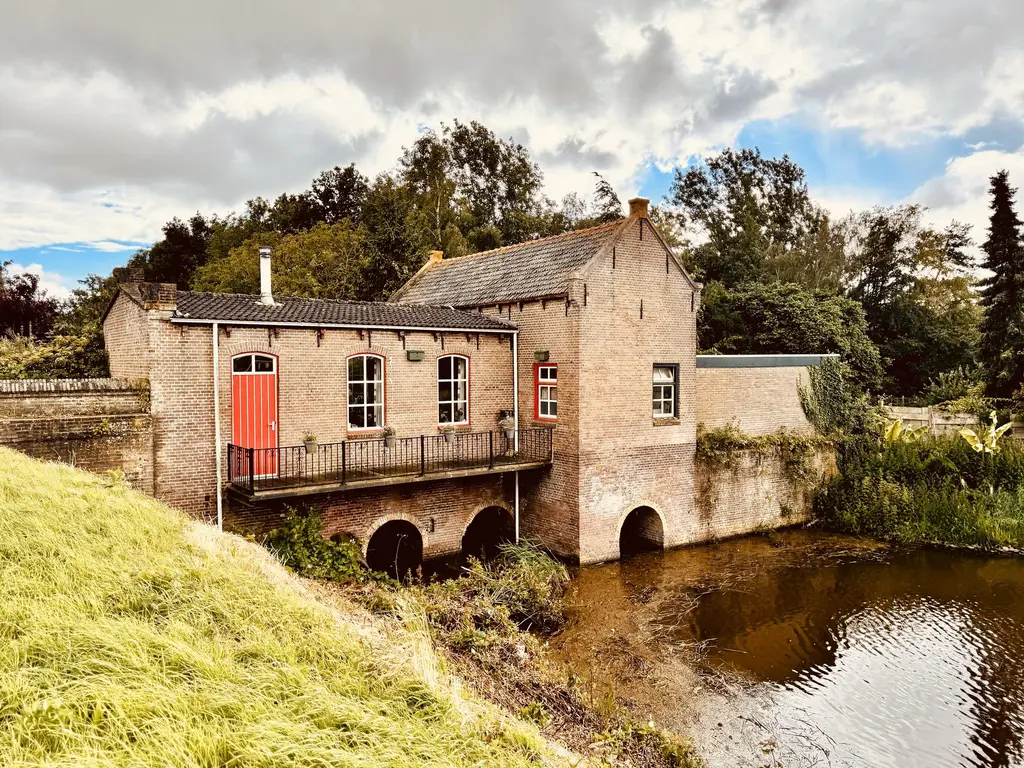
[696,354,839,368]
[0,378,149,394]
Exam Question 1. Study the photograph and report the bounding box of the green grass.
[0,448,553,767]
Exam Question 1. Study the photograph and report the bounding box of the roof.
[391,219,629,306]
[169,291,517,332]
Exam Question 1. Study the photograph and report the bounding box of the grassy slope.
[0,448,555,767]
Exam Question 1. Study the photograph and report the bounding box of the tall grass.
[0,448,548,767]
[815,436,1024,549]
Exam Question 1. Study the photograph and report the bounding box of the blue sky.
[3,0,1023,297]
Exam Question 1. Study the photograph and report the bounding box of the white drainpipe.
[212,321,223,532]
[512,330,520,543]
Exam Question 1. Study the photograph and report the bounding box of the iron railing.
[227,427,553,494]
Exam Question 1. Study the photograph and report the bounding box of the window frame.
[231,352,277,375]
[437,354,470,426]
[534,363,558,422]
[652,363,679,419]
[346,353,386,432]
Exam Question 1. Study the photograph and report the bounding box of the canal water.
[552,531,1024,767]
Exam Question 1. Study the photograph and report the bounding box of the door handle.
[270,421,276,431]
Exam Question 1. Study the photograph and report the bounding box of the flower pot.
[503,428,515,440]
[443,431,455,445]
[384,435,395,450]
[304,440,317,455]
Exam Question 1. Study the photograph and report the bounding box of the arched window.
[347,354,384,430]
[437,355,469,425]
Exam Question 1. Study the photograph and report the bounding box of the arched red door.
[231,353,279,476]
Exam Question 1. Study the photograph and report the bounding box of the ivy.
[695,423,831,482]
[799,357,878,436]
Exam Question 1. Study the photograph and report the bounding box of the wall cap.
[0,378,149,394]
[696,354,838,369]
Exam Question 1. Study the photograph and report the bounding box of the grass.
[0,447,556,767]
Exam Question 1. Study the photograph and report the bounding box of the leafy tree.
[978,170,1024,398]
[699,281,884,390]
[592,172,622,223]
[192,222,367,300]
[359,175,430,301]
[0,261,59,337]
[0,327,107,379]
[127,213,213,287]
[668,148,821,285]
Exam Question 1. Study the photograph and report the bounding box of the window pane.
[348,383,364,404]
[548,386,556,401]
[455,381,466,403]
[653,401,663,416]
[233,355,252,372]
[254,355,274,372]
[453,405,467,423]
[454,357,467,379]
[367,383,382,404]
[349,407,365,428]
[540,401,549,416]
[550,401,557,416]
[438,356,451,379]
[368,406,381,428]
[439,382,452,401]
[439,403,453,423]
[653,366,674,383]
[348,356,364,381]
[367,356,382,381]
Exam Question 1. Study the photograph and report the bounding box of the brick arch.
[221,338,276,360]
[460,501,514,539]
[360,512,427,557]
[615,501,667,556]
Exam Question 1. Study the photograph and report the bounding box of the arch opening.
[462,506,515,561]
[619,506,664,558]
[366,520,422,580]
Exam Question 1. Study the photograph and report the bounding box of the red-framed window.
[535,363,557,421]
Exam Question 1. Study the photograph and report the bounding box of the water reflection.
[554,532,1024,767]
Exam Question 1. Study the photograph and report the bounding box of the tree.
[978,170,1024,398]
[0,262,59,337]
[592,172,622,223]
[668,148,821,285]
[127,213,212,286]
[191,222,367,300]
[699,281,884,390]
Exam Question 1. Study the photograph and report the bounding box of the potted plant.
[439,423,456,445]
[499,415,515,440]
[381,424,396,450]
[302,431,317,455]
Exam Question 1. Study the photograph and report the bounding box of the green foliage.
[595,721,702,768]
[696,423,830,481]
[978,170,1024,398]
[700,282,884,390]
[959,411,1015,455]
[0,447,548,767]
[264,506,381,584]
[815,435,1024,549]
[1,261,59,337]
[799,357,874,435]
[925,366,984,403]
[0,325,108,379]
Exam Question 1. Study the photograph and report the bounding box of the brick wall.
[0,378,153,492]
[694,447,836,541]
[225,474,514,560]
[103,292,152,379]
[696,366,813,435]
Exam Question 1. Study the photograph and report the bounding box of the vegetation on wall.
[695,422,830,483]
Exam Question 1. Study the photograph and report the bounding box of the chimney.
[428,250,444,266]
[258,246,275,306]
[113,267,145,284]
[628,197,650,218]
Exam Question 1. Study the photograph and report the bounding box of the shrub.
[264,506,378,583]
[0,326,108,379]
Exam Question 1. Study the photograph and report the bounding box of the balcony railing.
[227,427,553,495]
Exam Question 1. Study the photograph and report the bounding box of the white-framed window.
[536,364,557,421]
[232,353,276,374]
[438,355,469,425]
[653,365,676,418]
[347,354,384,429]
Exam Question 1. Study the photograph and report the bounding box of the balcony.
[226,427,553,499]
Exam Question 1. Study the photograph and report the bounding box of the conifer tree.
[978,170,1024,397]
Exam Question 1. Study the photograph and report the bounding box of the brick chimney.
[113,267,145,284]
[628,197,650,218]
[140,282,178,311]
[428,250,444,266]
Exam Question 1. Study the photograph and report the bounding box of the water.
[552,531,1024,767]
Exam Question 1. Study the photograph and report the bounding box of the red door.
[231,353,279,477]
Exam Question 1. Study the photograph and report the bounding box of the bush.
[815,435,1024,549]
[0,326,108,379]
[265,506,379,583]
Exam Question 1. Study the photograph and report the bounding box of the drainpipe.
[212,321,223,532]
[512,330,520,543]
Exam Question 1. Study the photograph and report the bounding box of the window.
[348,355,384,429]
[535,364,557,421]
[438,355,469,425]
[653,365,676,418]
[232,353,275,374]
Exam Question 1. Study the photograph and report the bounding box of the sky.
[1,0,1023,299]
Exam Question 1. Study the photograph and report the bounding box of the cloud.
[0,0,1022,264]
[5,262,74,300]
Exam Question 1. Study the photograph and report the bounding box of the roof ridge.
[430,216,628,268]
[182,290,468,310]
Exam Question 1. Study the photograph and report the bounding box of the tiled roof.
[171,291,516,332]
[393,219,628,307]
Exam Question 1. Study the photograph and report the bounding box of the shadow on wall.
[462,506,515,562]
[366,520,423,580]
[620,506,664,558]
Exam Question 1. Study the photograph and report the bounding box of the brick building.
[101,198,830,568]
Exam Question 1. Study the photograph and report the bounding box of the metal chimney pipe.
[258,246,274,306]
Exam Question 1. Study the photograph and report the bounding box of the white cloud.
[5,262,73,300]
